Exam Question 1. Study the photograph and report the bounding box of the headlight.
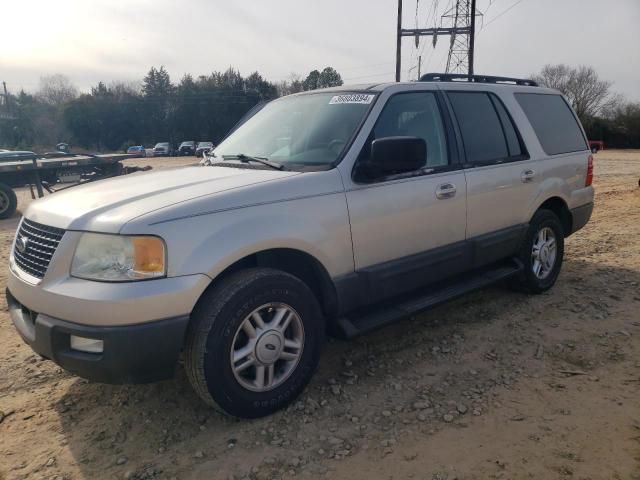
[71,233,166,281]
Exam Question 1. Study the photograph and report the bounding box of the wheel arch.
[198,248,339,319]
[535,196,572,237]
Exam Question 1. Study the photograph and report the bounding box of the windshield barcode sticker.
[329,94,375,105]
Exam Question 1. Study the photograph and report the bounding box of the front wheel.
[184,268,324,418]
[512,209,564,293]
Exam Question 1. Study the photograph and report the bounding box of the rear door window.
[515,93,587,155]
[447,92,509,164]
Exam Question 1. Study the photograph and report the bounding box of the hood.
[25,165,299,232]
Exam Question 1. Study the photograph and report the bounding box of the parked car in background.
[126,146,146,158]
[56,142,70,153]
[153,142,172,156]
[588,140,604,153]
[195,141,214,157]
[178,141,196,156]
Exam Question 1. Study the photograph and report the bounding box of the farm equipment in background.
[0,152,151,219]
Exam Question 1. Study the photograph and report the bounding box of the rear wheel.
[0,183,18,219]
[184,268,323,418]
[512,209,564,293]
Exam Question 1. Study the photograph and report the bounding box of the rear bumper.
[7,289,189,384]
[570,202,593,234]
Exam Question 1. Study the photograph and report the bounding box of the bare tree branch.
[532,64,613,123]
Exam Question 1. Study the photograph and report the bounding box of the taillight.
[586,155,594,186]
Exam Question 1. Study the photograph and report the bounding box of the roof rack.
[419,73,538,87]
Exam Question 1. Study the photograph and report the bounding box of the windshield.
[213,92,376,169]
[155,143,168,148]
[198,142,213,147]
[180,141,195,147]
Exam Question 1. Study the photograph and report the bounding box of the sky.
[1,0,639,100]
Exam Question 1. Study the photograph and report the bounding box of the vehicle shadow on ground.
[53,258,640,477]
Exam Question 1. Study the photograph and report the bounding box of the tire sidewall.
[521,211,564,292]
[0,184,17,219]
[201,273,322,417]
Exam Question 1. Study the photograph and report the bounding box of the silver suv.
[7,74,594,417]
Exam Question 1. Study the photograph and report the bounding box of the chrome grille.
[13,219,65,279]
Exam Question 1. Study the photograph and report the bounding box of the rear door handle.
[436,183,457,199]
[521,169,535,182]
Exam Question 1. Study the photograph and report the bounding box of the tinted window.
[490,94,523,157]
[448,92,508,163]
[515,93,587,155]
[365,92,448,167]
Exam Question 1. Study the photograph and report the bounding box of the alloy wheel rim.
[531,226,557,279]
[230,303,304,392]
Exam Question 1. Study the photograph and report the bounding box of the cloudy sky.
[1,0,639,100]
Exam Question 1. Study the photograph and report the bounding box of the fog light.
[70,335,104,353]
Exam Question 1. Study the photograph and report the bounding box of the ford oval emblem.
[16,235,28,254]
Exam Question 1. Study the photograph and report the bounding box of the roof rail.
[419,73,538,87]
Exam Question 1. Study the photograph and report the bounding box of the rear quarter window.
[515,93,587,156]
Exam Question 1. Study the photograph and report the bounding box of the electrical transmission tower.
[443,0,476,74]
[395,0,477,81]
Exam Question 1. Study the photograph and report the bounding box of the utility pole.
[395,0,403,82]
[395,0,478,81]
[417,55,422,80]
[469,0,476,76]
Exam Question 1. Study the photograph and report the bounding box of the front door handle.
[521,169,535,182]
[436,183,457,199]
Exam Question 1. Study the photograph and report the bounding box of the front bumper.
[7,289,189,383]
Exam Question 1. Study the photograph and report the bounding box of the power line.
[480,0,525,31]
[412,0,439,78]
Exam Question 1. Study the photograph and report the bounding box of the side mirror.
[357,136,427,181]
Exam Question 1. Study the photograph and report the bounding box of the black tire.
[184,268,324,418]
[0,183,18,220]
[512,209,564,294]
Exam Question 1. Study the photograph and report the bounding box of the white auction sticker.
[329,94,375,105]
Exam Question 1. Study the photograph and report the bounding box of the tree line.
[0,66,344,152]
[1,64,638,151]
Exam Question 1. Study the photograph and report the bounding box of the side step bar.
[335,259,523,339]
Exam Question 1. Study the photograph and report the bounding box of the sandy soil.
[1,151,639,480]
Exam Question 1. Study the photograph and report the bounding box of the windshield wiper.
[222,154,285,171]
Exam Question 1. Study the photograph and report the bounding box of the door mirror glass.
[359,136,427,180]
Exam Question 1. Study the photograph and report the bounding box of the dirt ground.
[1,151,639,480]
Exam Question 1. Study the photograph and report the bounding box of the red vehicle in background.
[589,140,604,153]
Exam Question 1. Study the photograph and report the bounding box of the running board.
[335,259,523,339]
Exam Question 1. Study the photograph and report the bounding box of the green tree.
[303,70,321,91]
[318,67,343,88]
[142,66,175,142]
